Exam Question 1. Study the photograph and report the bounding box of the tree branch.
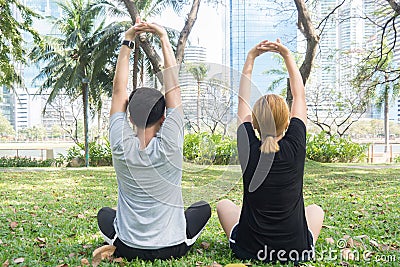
[387,0,400,15]
[121,0,163,76]
[317,0,347,30]
[293,0,320,85]
[175,0,201,65]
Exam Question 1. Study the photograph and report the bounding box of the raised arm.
[110,17,141,116]
[134,22,182,110]
[259,39,306,124]
[237,42,267,125]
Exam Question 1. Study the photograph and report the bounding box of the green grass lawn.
[0,162,399,266]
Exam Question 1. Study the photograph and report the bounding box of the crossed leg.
[216,199,241,238]
[305,204,324,242]
[217,200,324,244]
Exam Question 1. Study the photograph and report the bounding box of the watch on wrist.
[122,40,135,49]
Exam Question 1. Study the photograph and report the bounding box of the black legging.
[97,200,211,261]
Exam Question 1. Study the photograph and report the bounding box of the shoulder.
[166,107,183,119]
[282,117,306,149]
[237,122,260,149]
[237,122,255,134]
[159,107,184,151]
[287,117,306,133]
[110,112,127,122]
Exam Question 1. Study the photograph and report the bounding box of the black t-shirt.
[235,117,312,260]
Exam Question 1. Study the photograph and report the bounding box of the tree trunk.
[82,79,89,167]
[286,77,293,110]
[384,75,390,157]
[121,0,201,77]
[293,0,320,85]
[197,82,201,132]
[175,0,201,65]
[387,0,400,15]
[140,52,144,85]
[133,36,140,90]
[97,108,101,143]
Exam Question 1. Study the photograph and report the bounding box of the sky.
[152,3,224,64]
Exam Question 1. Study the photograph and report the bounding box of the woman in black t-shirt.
[217,39,324,264]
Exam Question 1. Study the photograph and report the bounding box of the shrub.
[394,155,400,163]
[0,156,56,167]
[306,132,367,163]
[183,132,238,165]
[59,139,112,167]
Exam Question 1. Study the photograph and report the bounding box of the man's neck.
[137,126,158,149]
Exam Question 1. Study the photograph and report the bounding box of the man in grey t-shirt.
[96,18,211,261]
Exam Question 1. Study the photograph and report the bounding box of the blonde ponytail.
[260,136,280,154]
[252,94,290,154]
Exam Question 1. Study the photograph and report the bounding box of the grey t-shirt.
[109,108,185,249]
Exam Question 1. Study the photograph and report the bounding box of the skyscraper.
[1,0,75,134]
[361,0,400,121]
[305,0,391,121]
[224,0,298,106]
[179,45,207,128]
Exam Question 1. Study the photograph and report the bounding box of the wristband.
[122,40,135,49]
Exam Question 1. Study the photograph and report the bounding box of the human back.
[97,18,211,261]
[110,95,185,248]
[236,105,309,257]
[217,39,324,264]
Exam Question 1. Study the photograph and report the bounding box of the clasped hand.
[124,17,167,41]
[248,38,290,59]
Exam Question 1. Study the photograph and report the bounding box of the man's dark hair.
[128,87,166,128]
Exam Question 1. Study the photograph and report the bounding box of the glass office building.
[224,0,297,107]
[0,0,75,133]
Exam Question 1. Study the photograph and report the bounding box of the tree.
[353,49,400,158]
[0,0,39,89]
[355,1,400,160]
[186,63,208,132]
[366,1,400,80]
[45,94,83,143]
[31,0,126,167]
[0,113,15,136]
[307,85,368,137]
[20,125,47,141]
[121,0,202,80]
[51,124,64,139]
[201,78,233,135]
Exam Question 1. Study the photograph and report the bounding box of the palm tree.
[354,47,400,161]
[0,0,39,89]
[376,67,399,158]
[120,0,201,86]
[120,0,182,89]
[186,63,208,132]
[31,0,128,167]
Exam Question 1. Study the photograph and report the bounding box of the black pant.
[97,200,211,261]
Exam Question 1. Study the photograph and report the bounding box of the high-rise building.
[306,0,399,122]
[179,45,232,132]
[362,0,400,120]
[179,45,207,128]
[224,0,298,107]
[0,0,76,135]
